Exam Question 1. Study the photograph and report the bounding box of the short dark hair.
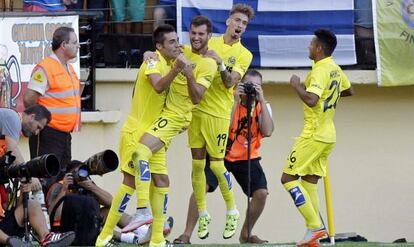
[191,15,213,33]
[24,105,51,124]
[230,3,255,21]
[153,24,176,47]
[52,26,75,51]
[314,29,337,56]
[242,69,263,81]
[66,160,83,173]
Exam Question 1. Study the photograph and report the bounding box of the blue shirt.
[24,0,66,11]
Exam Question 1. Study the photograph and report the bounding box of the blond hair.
[230,3,255,21]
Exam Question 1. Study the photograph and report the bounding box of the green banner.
[374,0,414,86]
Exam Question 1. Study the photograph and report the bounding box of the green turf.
[112,243,414,247]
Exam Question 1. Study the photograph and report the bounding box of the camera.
[68,149,119,190]
[83,149,119,176]
[0,151,60,182]
[71,163,90,184]
[243,82,256,95]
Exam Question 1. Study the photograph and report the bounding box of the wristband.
[220,62,227,72]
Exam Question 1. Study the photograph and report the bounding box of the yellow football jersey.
[165,45,217,115]
[123,50,172,132]
[195,35,253,119]
[301,56,351,143]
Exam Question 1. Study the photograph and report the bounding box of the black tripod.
[0,153,32,245]
[20,177,33,245]
[245,92,255,242]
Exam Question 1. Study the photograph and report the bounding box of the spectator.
[0,105,75,247]
[354,0,373,29]
[24,27,81,193]
[111,0,146,33]
[66,0,108,37]
[354,0,375,66]
[23,0,71,12]
[153,0,176,30]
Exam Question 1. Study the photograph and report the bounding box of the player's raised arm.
[290,74,319,107]
[148,53,187,93]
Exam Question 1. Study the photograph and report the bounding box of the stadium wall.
[17,68,414,243]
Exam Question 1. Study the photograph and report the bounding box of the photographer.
[46,160,118,245]
[0,105,50,165]
[0,105,75,247]
[174,69,274,244]
[46,160,115,222]
[46,160,173,245]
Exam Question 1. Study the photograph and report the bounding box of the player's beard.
[192,40,207,52]
[308,49,314,60]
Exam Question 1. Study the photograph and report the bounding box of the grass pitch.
[113,243,414,247]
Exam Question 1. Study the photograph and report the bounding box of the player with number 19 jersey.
[195,35,253,120]
[189,36,252,158]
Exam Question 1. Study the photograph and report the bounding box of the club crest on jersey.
[228,56,236,66]
[223,171,232,190]
[147,59,157,69]
[139,160,151,181]
[128,160,134,169]
[330,70,339,78]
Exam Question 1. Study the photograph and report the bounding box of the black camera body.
[243,82,256,95]
[72,165,90,184]
[68,164,91,192]
[0,151,60,183]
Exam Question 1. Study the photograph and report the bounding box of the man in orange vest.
[24,26,81,192]
[173,69,274,244]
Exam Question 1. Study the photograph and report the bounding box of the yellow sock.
[99,184,134,238]
[192,159,207,212]
[283,180,321,229]
[210,160,235,210]
[134,142,152,208]
[301,180,320,215]
[150,184,168,244]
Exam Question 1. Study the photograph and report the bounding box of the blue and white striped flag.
[177,0,356,67]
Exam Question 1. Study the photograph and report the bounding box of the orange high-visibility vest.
[0,136,6,158]
[36,57,81,132]
[225,102,263,162]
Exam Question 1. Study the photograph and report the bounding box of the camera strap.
[227,102,256,151]
[49,195,66,228]
[232,117,248,144]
